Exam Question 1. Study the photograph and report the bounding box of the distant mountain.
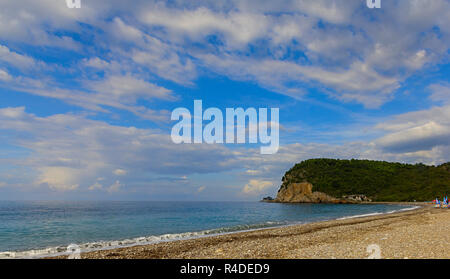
[274,159,450,202]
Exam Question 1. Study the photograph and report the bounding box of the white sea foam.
[0,221,288,259]
[336,206,420,220]
[0,205,421,259]
[336,212,384,220]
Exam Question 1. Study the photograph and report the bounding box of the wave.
[336,205,420,220]
[0,205,421,259]
[0,221,291,259]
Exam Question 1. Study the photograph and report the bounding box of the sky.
[0,0,449,201]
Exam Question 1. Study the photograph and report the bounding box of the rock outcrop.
[261,196,274,202]
[274,182,343,203]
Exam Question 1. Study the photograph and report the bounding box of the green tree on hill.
[280,159,450,202]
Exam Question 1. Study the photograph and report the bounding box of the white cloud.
[0,68,12,82]
[291,0,360,24]
[112,1,446,107]
[376,121,450,153]
[113,169,127,176]
[81,57,110,69]
[0,105,448,197]
[197,186,206,192]
[374,106,450,132]
[242,179,274,194]
[130,49,197,86]
[245,170,261,175]
[374,105,450,154]
[0,0,88,48]
[0,45,38,70]
[36,167,80,191]
[198,55,399,107]
[0,107,240,192]
[88,182,103,191]
[107,180,122,193]
[139,6,270,47]
[86,74,175,102]
[110,17,198,85]
[0,0,448,109]
[429,83,450,104]
[0,72,173,122]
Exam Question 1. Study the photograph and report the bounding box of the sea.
[0,201,418,258]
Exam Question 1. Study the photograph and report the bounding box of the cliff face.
[274,182,342,203]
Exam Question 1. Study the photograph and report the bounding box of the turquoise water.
[0,201,416,257]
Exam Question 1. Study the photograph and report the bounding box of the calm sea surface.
[0,201,416,257]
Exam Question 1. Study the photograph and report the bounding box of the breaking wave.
[0,205,421,259]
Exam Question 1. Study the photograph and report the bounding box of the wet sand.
[51,204,450,259]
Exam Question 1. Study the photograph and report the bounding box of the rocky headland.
[262,158,450,203]
[264,182,370,203]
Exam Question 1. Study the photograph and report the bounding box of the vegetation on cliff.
[279,159,450,202]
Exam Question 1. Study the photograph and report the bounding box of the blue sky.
[0,0,449,201]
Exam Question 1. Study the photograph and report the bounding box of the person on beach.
[435,198,440,208]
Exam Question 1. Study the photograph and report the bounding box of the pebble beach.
[53,204,450,259]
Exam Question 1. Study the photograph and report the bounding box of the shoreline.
[47,202,450,259]
[1,202,418,259]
